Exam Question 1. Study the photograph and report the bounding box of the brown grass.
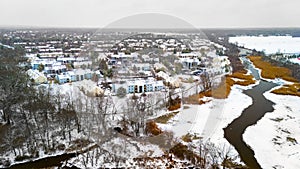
[271,83,300,97]
[154,111,179,124]
[184,94,200,104]
[248,56,298,82]
[248,56,300,97]
[168,103,181,111]
[211,71,256,99]
[211,76,233,99]
[169,143,203,165]
[146,121,163,136]
[184,70,256,102]
[181,133,201,142]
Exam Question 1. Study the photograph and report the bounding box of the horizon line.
[1,25,300,30]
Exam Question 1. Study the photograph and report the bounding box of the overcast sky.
[0,0,299,28]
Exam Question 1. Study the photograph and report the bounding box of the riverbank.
[248,55,300,96]
[248,56,298,82]
[244,88,300,169]
[241,56,300,168]
[156,81,258,166]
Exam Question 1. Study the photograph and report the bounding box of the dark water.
[6,153,77,169]
[6,144,99,169]
[224,58,278,168]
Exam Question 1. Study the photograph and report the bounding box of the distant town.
[1,29,231,97]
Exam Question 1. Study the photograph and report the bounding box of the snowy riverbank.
[244,88,300,169]
[157,83,257,161]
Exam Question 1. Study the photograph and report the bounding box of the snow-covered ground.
[157,83,256,160]
[229,36,300,55]
[66,137,165,168]
[0,42,14,49]
[244,88,300,169]
[242,57,300,169]
[289,57,300,65]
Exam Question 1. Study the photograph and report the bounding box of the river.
[224,57,278,168]
[6,153,77,169]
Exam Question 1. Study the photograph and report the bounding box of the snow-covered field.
[244,89,300,169]
[158,83,256,160]
[63,80,256,168]
[229,36,300,55]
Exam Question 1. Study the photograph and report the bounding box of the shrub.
[146,121,163,136]
[169,143,202,164]
[168,103,181,111]
[154,111,179,124]
[116,87,127,98]
[181,133,200,142]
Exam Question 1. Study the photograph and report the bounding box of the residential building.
[27,69,47,84]
[112,78,165,94]
[56,74,71,84]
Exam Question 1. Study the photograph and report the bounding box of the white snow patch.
[157,83,254,161]
[289,58,300,65]
[229,36,300,55]
[244,90,300,169]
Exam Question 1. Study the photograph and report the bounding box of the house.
[73,69,93,81]
[31,58,55,70]
[73,57,92,68]
[112,78,165,94]
[44,62,67,75]
[212,56,231,73]
[156,71,181,88]
[56,74,71,84]
[27,69,47,84]
[126,79,165,93]
[179,58,200,69]
[132,63,151,71]
[177,52,201,69]
[66,71,76,82]
[73,60,92,68]
[38,52,64,58]
[57,57,76,64]
[109,52,138,61]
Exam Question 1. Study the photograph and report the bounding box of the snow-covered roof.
[126,78,163,87]
[73,69,93,75]
[27,69,46,79]
[57,74,70,79]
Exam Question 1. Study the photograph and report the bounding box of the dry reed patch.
[168,103,181,111]
[169,143,203,165]
[146,121,163,136]
[185,70,256,101]
[206,70,256,99]
[228,72,256,86]
[154,111,179,124]
[185,70,255,101]
[271,83,300,97]
[181,133,201,142]
[248,56,298,82]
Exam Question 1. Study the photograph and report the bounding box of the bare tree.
[200,73,213,92]
[217,143,235,169]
